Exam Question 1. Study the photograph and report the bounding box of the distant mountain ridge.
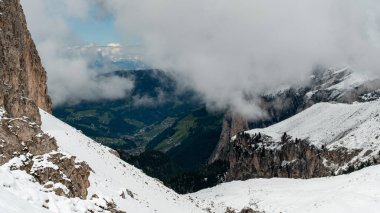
[66,44,149,71]
[209,67,380,165]
[208,67,380,183]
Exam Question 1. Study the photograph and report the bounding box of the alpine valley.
[1,1,380,213]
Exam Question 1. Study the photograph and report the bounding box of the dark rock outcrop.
[0,117,57,165]
[208,111,248,164]
[29,153,90,199]
[225,132,366,181]
[90,195,126,213]
[225,207,264,213]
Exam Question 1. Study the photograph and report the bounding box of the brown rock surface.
[208,111,248,163]
[0,0,92,201]
[0,0,56,165]
[225,132,366,181]
[0,0,52,121]
[19,153,91,199]
[0,117,57,165]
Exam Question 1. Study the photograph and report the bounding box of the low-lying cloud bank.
[101,0,380,119]
[23,0,380,118]
[21,0,133,106]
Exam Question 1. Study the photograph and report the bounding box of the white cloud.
[21,0,134,106]
[100,0,380,119]
[22,0,380,118]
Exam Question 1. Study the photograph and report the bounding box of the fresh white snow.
[38,109,204,213]
[0,177,50,213]
[326,69,374,92]
[2,104,380,212]
[0,110,205,213]
[242,100,380,167]
[0,164,93,213]
[192,164,380,213]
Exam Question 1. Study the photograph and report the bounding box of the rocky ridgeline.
[209,68,380,165]
[225,132,379,181]
[252,68,380,131]
[0,0,91,200]
[209,67,380,181]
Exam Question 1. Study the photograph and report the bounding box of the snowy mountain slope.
[0,164,87,213]
[1,104,380,213]
[324,68,373,91]
[38,109,205,212]
[0,110,205,213]
[300,67,380,107]
[239,100,380,171]
[265,67,379,101]
[2,95,380,213]
[192,164,380,213]
[0,192,47,213]
[312,67,374,91]
[210,68,380,167]
[0,174,50,213]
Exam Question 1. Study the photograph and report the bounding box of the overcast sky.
[21,0,380,119]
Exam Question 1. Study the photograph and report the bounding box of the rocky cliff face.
[211,67,380,180]
[0,0,55,166]
[209,67,371,164]
[225,132,365,181]
[0,0,51,120]
[208,111,248,164]
[0,0,91,200]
